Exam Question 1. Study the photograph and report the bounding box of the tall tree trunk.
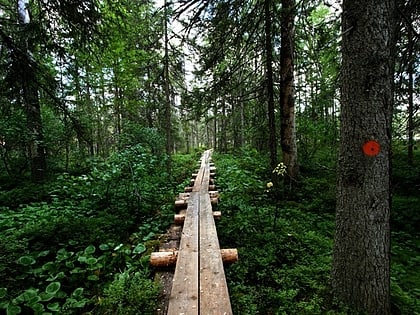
[332,0,396,314]
[280,0,298,181]
[264,0,278,178]
[213,106,217,149]
[113,62,122,149]
[220,97,227,152]
[164,0,172,167]
[18,0,47,182]
[407,29,414,165]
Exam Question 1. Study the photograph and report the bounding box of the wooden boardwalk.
[152,150,235,315]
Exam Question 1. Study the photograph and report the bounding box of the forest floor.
[0,146,419,314]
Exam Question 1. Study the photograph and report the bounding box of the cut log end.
[220,248,238,264]
[174,199,188,209]
[150,251,178,267]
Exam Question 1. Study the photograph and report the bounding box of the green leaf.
[71,300,86,308]
[0,288,7,299]
[77,256,87,263]
[27,294,41,305]
[133,243,146,254]
[65,261,74,268]
[99,244,110,250]
[87,274,99,281]
[70,267,84,274]
[17,255,36,266]
[47,302,60,312]
[114,243,123,251]
[56,248,73,261]
[30,302,44,313]
[15,289,38,302]
[72,288,84,298]
[37,250,50,258]
[86,257,98,265]
[6,304,21,315]
[47,272,65,281]
[45,282,61,295]
[84,245,96,255]
[143,232,155,241]
[39,292,55,302]
[42,262,56,271]
[0,301,9,309]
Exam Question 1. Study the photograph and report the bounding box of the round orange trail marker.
[363,140,381,156]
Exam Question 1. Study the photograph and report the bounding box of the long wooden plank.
[199,150,232,314]
[167,151,210,314]
[167,192,200,315]
[168,149,232,314]
[199,192,232,314]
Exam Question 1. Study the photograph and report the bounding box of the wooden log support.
[174,199,187,209]
[213,210,222,220]
[220,248,239,264]
[150,250,178,267]
[150,248,237,267]
[174,193,190,209]
[174,210,221,224]
[209,191,219,198]
[184,186,193,192]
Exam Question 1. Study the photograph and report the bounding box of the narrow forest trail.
[151,149,237,314]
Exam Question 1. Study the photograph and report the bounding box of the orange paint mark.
[363,140,380,156]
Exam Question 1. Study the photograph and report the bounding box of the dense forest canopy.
[0,0,419,314]
[0,0,418,174]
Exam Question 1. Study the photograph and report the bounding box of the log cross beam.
[152,150,236,314]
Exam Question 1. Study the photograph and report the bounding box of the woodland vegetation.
[0,0,419,314]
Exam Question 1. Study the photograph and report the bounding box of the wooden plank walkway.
[167,149,233,315]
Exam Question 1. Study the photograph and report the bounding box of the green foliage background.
[213,147,420,315]
[0,146,199,314]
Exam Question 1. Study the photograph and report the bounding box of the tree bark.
[280,0,298,181]
[407,29,414,165]
[264,0,278,177]
[332,0,396,314]
[18,0,47,182]
[164,0,172,167]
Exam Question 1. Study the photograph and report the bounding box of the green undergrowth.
[0,145,199,315]
[213,147,420,314]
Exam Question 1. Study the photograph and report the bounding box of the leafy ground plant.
[214,148,420,314]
